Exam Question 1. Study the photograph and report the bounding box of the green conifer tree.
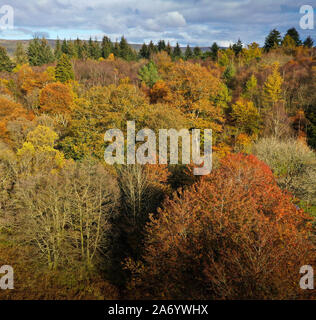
[14,42,27,65]
[185,45,193,60]
[0,46,14,72]
[264,29,282,52]
[55,53,74,83]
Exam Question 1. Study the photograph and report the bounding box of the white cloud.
[2,0,314,46]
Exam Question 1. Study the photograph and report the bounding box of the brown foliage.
[127,154,315,299]
[39,82,74,115]
[0,96,34,142]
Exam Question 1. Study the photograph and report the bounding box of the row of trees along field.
[0,27,316,299]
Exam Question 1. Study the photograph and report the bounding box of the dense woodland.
[0,27,316,299]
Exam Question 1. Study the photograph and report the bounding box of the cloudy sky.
[0,0,315,46]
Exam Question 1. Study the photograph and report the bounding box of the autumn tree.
[0,96,34,142]
[262,62,283,108]
[243,74,259,104]
[127,154,314,299]
[253,137,316,208]
[39,82,74,115]
[13,158,118,270]
[231,98,261,136]
[108,164,170,286]
[282,35,296,54]
[284,28,302,46]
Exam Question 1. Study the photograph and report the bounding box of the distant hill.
[0,39,215,56]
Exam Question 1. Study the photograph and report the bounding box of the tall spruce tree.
[232,39,243,56]
[119,36,135,60]
[27,38,54,66]
[61,39,68,55]
[67,40,76,58]
[264,29,282,52]
[0,46,14,72]
[55,53,74,83]
[101,36,113,59]
[74,38,82,59]
[210,42,219,61]
[14,42,27,65]
[139,43,149,59]
[284,28,302,46]
[148,41,157,57]
[173,42,182,59]
[54,38,62,60]
[166,42,172,56]
[185,45,193,60]
[303,36,314,48]
[157,40,166,52]
[193,46,202,58]
[138,61,160,87]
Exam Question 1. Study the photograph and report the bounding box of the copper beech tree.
[126,154,315,300]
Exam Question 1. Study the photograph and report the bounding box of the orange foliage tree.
[127,154,314,299]
[39,82,74,115]
[0,96,34,142]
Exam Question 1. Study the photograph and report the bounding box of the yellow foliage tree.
[17,125,65,172]
[231,98,261,136]
[262,63,283,108]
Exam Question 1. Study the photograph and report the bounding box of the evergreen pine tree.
[139,43,149,59]
[54,38,62,60]
[27,38,54,66]
[138,61,160,87]
[55,53,74,83]
[61,39,68,55]
[74,38,82,59]
[101,36,113,59]
[232,39,243,56]
[303,36,314,48]
[81,41,89,60]
[14,42,27,65]
[210,42,219,61]
[119,36,135,60]
[67,40,76,58]
[185,45,193,59]
[113,41,120,57]
[284,28,302,46]
[0,46,14,72]
[40,38,55,64]
[193,46,202,58]
[93,38,101,59]
[157,40,166,52]
[264,29,282,52]
[173,42,182,59]
[166,42,172,56]
[148,41,157,57]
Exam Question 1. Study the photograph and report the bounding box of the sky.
[0,0,315,47]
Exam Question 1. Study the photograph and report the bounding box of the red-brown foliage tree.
[127,154,315,299]
[39,82,74,115]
